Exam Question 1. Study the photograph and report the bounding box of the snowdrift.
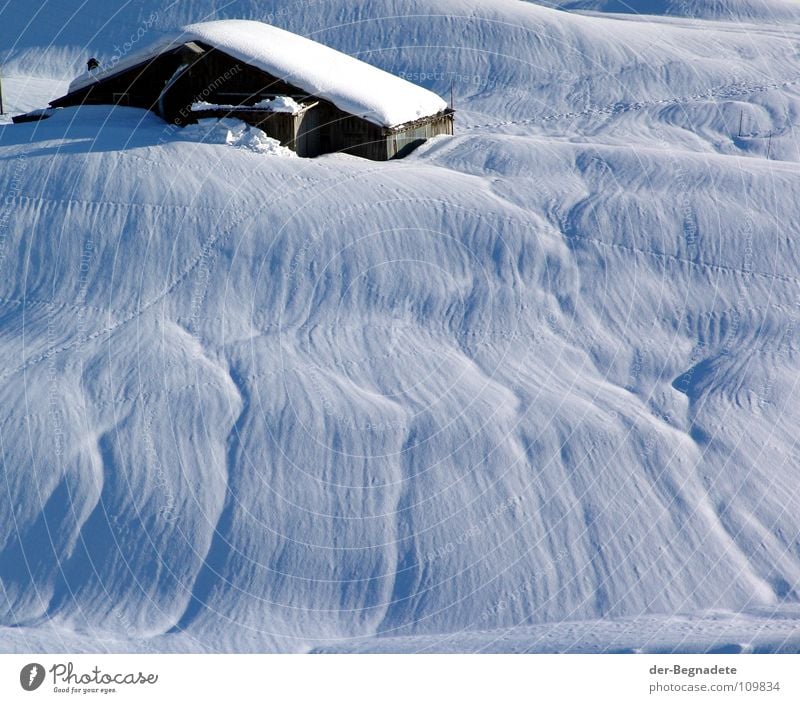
[0,0,799,652]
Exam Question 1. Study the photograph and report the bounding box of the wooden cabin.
[37,20,454,160]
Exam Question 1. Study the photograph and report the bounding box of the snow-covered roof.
[191,96,308,114]
[68,20,448,128]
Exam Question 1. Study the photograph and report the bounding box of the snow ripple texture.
[0,0,799,653]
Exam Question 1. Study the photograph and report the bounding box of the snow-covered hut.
[47,20,454,160]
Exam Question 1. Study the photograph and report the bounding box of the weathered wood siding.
[50,51,187,111]
[385,111,454,159]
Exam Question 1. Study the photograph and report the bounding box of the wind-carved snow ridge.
[0,0,800,653]
[169,359,247,635]
[531,0,800,22]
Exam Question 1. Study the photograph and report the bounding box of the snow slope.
[0,0,799,653]
[533,0,800,22]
